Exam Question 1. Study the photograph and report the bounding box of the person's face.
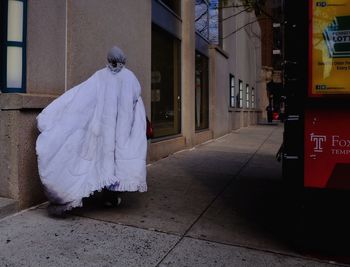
[109,59,118,68]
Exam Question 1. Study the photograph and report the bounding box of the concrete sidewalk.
[0,125,345,266]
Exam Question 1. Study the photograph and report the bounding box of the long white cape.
[36,67,147,210]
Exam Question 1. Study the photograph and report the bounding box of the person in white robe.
[36,46,147,216]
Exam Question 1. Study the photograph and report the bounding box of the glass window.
[238,80,243,108]
[195,0,222,45]
[229,74,235,108]
[251,87,255,108]
[0,0,27,93]
[151,25,181,138]
[7,46,22,88]
[246,84,250,108]
[195,51,209,131]
[7,0,24,42]
[209,0,222,46]
[195,0,209,40]
[159,0,181,16]
[0,2,6,91]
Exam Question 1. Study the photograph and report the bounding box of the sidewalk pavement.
[0,125,346,266]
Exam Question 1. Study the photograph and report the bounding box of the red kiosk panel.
[305,109,350,189]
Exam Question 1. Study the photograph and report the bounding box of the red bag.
[146,117,153,139]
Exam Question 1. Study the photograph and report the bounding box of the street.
[0,125,348,266]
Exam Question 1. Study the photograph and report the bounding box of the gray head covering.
[107,46,127,74]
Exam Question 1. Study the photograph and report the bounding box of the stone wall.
[0,94,56,208]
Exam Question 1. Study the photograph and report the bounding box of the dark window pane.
[230,74,235,107]
[151,25,181,138]
[238,80,243,108]
[246,84,250,108]
[195,51,209,130]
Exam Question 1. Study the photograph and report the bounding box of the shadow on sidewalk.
[73,125,350,265]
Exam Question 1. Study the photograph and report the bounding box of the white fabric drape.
[36,67,147,210]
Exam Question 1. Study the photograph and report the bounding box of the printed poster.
[310,0,350,96]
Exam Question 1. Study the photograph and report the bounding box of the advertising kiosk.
[283,0,350,191]
[282,1,350,254]
[305,0,350,190]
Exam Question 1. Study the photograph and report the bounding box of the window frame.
[238,80,243,108]
[151,24,182,138]
[0,0,27,93]
[251,87,255,109]
[229,74,235,108]
[246,84,250,108]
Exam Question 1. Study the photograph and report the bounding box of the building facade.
[258,0,284,120]
[0,0,263,209]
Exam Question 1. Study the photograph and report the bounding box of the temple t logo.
[310,133,327,152]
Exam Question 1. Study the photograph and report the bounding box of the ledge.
[149,135,186,162]
[228,108,262,113]
[0,93,58,110]
[194,129,213,146]
[209,44,229,59]
[228,107,243,112]
[0,197,18,219]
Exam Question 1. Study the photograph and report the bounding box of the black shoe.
[102,189,122,207]
[47,203,68,218]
